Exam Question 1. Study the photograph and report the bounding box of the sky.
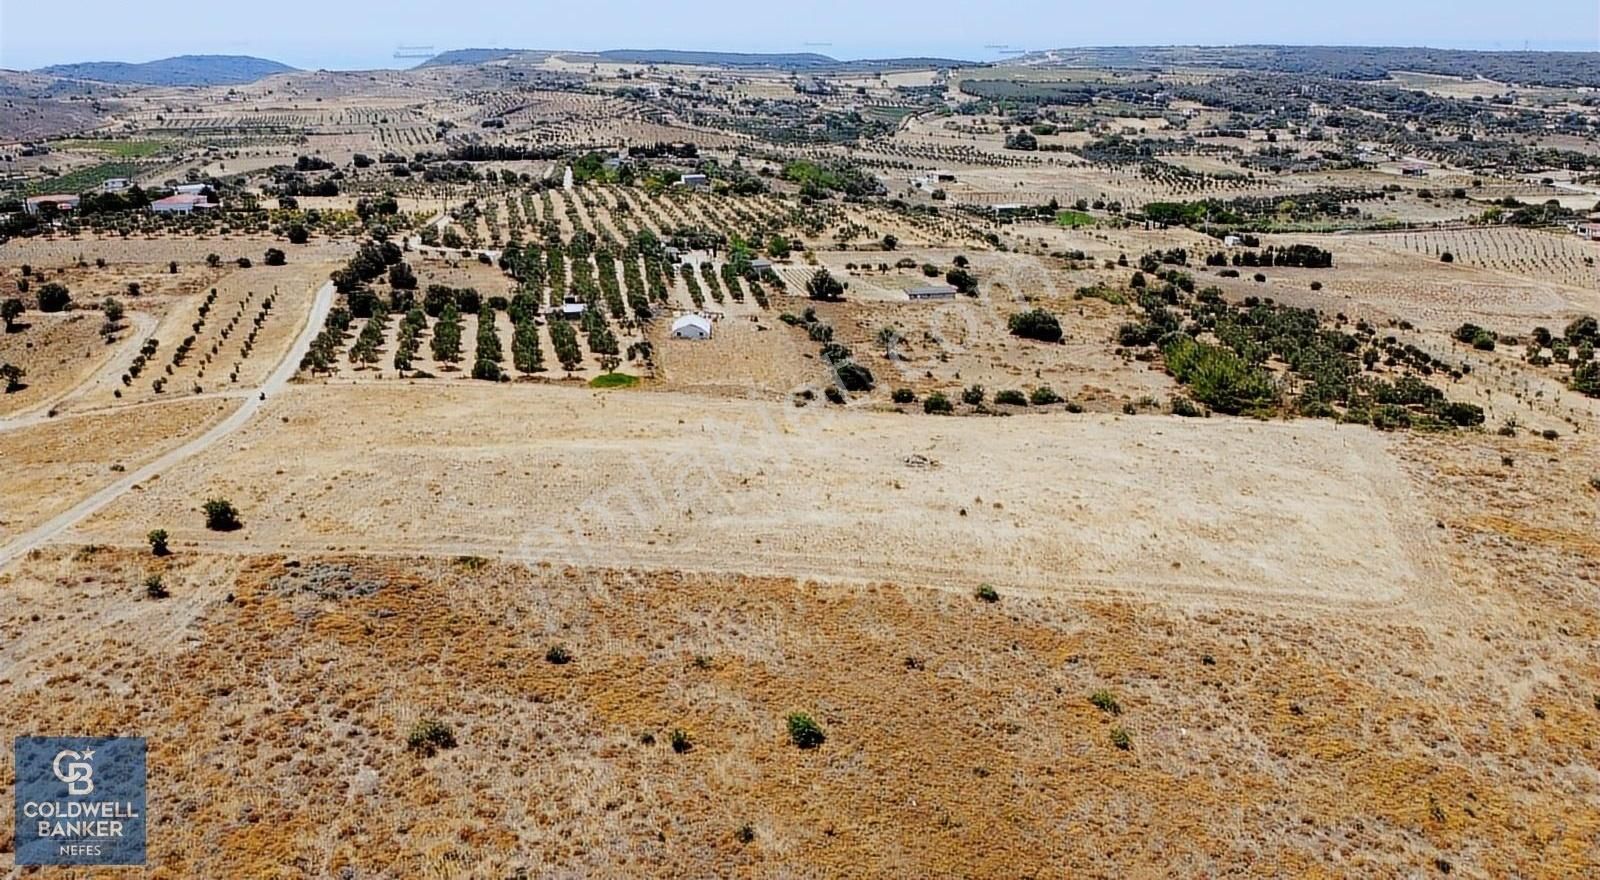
[2,0,1597,70]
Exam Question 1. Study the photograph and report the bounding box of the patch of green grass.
[863,105,917,124]
[25,161,144,196]
[1056,209,1095,228]
[58,139,171,158]
[1073,284,1127,306]
[589,373,639,389]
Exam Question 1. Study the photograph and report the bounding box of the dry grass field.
[65,383,1434,610]
[2,42,1599,878]
[0,422,1596,877]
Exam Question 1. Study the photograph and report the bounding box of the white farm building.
[908,284,957,301]
[670,314,712,339]
[150,194,213,214]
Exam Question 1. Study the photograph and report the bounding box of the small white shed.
[908,284,956,301]
[670,314,712,339]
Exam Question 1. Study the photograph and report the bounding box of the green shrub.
[669,728,693,753]
[146,529,170,556]
[1438,402,1484,427]
[202,498,241,531]
[1029,386,1063,405]
[36,282,71,312]
[1089,690,1121,715]
[891,388,916,404]
[143,574,168,600]
[1570,362,1600,398]
[406,718,457,756]
[819,342,853,364]
[1170,396,1204,417]
[1007,309,1063,343]
[805,269,845,301]
[833,361,875,392]
[546,645,572,664]
[974,583,999,603]
[1160,336,1276,415]
[786,712,827,749]
[961,385,985,405]
[1109,726,1132,750]
[994,389,1028,406]
[923,392,953,414]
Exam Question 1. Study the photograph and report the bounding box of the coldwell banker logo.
[14,737,146,865]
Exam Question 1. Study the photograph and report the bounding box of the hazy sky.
[2,0,1597,70]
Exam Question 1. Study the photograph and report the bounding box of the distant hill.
[414,47,974,72]
[590,49,837,69]
[36,55,296,86]
[1012,45,1600,88]
[416,48,525,68]
[588,49,975,71]
[582,49,966,71]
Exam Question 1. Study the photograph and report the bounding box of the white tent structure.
[670,314,712,340]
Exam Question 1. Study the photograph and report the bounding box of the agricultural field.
[1,37,1599,878]
[1350,226,1600,292]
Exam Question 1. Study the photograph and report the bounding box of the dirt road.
[0,280,335,570]
[0,311,158,430]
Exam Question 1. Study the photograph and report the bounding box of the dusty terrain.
[0,423,1596,877]
[65,383,1433,609]
[2,44,1599,879]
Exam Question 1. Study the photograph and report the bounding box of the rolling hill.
[416,48,526,68]
[36,54,296,86]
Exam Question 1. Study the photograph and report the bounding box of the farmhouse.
[1578,222,1600,242]
[908,283,957,301]
[150,194,213,214]
[173,183,209,195]
[102,178,131,192]
[1400,161,1428,177]
[23,194,79,215]
[670,314,712,339]
[749,258,773,272]
[679,173,709,189]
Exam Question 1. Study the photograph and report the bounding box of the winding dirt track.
[0,281,335,570]
[0,311,157,431]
